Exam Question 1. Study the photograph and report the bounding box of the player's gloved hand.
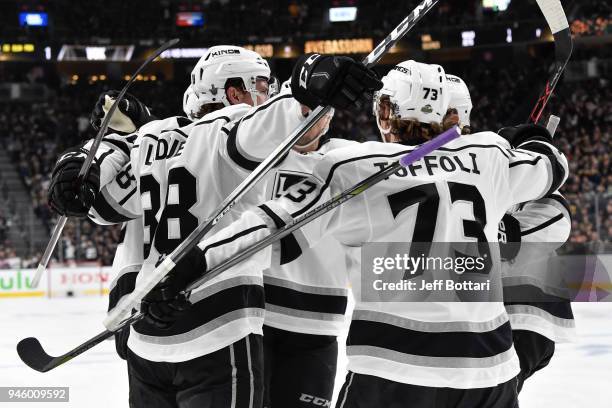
[140,249,207,330]
[498,213,521,262]
[48,147,100,217]
[90,90,156,134]
[497,123,553,148]
[291,54,383,110]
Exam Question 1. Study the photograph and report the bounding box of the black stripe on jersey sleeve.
[505,301,574,320]
[521,213,564,236]
[92,192,133,223]
[225,124,261,171]
[96,149,115,165]
[258,204,302,264]
[200,225,268,254]
[347,319,513,359]
[176,116,193,127]
[108,271,137,312]
[193,116,231,127]
[101,137,131,157]
[508,156,542,168]
[517,141,567,196]
[160,128,189,138]
[548,193,571,217]
[438,144,510,159]
[264,283,347,315]
[141,133,159,142]
[134,284,264,337]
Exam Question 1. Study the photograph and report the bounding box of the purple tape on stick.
[399,126,461,168]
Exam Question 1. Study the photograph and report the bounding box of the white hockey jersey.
[256,138,355,336]
[194,131,569,389]
[502,191,575,342]
[85,120,185,317]
[90,93,308,362]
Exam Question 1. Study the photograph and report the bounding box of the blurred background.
[0,0,609,270]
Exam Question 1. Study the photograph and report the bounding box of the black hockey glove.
[90,90,156,134]
[48,147,100,217]
[498,213,522,263]
[497,124,553,148]
[291,54,383,110]
[140,249,207,330]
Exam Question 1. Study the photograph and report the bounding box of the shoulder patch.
[271,170,311,199]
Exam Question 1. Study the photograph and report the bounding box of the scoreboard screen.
[19,12,48,27]
[176,12,204,27]
[482,0,511,12]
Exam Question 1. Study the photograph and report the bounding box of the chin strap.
[375,114,393,143]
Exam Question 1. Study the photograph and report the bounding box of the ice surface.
[1,297,610,407]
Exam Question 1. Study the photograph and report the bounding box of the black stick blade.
[17,320,136,373]
[17,337,57,373]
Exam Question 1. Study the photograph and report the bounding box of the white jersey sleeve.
[503,191,575,342]
[222,94,306,171]
[83,132,135,187]
[89,161,141,225]
[506,137,568,204]
[515,191,571,243]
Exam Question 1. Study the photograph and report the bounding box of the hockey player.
[254,81,355,408]
[48,91,158,361]
[148,59,569,407]
[442,76,576,393]
[499,187,575,392]
[99,87,209,361]
[48,47,381,408]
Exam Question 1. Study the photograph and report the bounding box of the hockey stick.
[17,125,459,373]
[30,38,180,289]
[529,0,573,124]
[102,0,440,330]
[17,312,144,373]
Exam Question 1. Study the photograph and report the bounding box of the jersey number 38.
[140,167,198,257]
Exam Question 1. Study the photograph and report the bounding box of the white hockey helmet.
[374,60,449,137]
[190,45,271,108]
[182,86,202,120]
[445,74,472,128]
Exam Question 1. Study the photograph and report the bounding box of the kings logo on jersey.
[271,170,311,199]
